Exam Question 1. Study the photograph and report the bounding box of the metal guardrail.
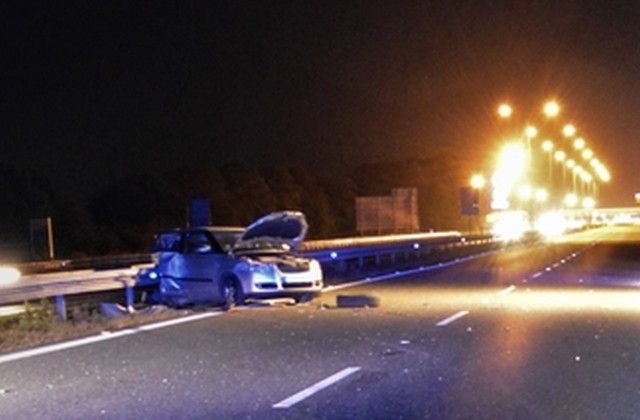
[1,231,496,318]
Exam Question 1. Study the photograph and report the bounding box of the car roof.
[157,226,244,235]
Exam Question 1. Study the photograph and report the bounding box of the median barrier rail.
[303,232,494,278]
[1,232,495,319]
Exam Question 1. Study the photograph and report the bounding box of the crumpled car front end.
[233,253,323,301]
[231,211,323,301]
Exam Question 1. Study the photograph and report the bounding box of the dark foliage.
[0,157,468,259]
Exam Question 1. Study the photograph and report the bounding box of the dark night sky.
[2,1,640,205]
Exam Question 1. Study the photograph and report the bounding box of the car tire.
[293,293,314,304]
[222,278,244,310]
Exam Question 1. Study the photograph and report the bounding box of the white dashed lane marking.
[436,310,470,327]
[273,366,361,409]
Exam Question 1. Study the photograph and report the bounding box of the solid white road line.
[0,312,221,365]
[323,252,492,293]
[436,310,470,327]
[273,366,361,409]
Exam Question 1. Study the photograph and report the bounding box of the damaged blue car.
[140,211,323,308]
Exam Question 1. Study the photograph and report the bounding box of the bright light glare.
[563,124,576,137]
[498,143,526,175]
[525,126,538,138]
[0,266,21,285]
[501,289,640,314]
[543,101,560,117]
[565,193,579,207]
[497,103,512,118]
[535,211,566,238]
[535,189,548,203]
[491,143,526,210]
[542,140,553,152]
[573,138,585,149]
[518,185,532,200]
[488,211,529,241]
[595,164,611,182]
[470,174,486,189]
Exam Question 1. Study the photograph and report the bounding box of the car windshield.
[211,230,243,252]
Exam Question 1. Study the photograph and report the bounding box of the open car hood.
[234,211,308,252]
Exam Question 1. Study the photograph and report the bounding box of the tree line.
[0,150,470,261]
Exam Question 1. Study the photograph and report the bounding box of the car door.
[177,230,225,302]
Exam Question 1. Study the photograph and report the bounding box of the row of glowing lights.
[483,101,609,240]
[498,101,611,184]
[492,101,610,210]
[488,142,601,208]
[538,130,610,184]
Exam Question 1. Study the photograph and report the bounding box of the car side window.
[185,232,215,254]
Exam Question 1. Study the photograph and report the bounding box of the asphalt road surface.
[2,225,640,419]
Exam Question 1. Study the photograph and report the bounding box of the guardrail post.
[55,295,67,321]
[125,284,134,313]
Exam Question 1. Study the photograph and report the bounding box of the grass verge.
[0,300,200,355]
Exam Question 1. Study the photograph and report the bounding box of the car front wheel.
[221,278,244,310]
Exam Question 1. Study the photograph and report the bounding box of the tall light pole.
[542,140,554,184]
[470,174,486,234]
[554,149,567,194]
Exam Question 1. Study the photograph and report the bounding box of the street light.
[535,188,549,203]
[542,140,554,184]
[469,174,486,233]
[583,197,595,209]
[525,125,538,139]
[543,101,560,118]
[565,193,579,208]
[471,174,486,189]
[498,103,513,118]
[582,149,593,160]
[554,150,567,188]
[563,124,576,137]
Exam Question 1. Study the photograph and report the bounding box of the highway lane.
[1,225,640,419]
